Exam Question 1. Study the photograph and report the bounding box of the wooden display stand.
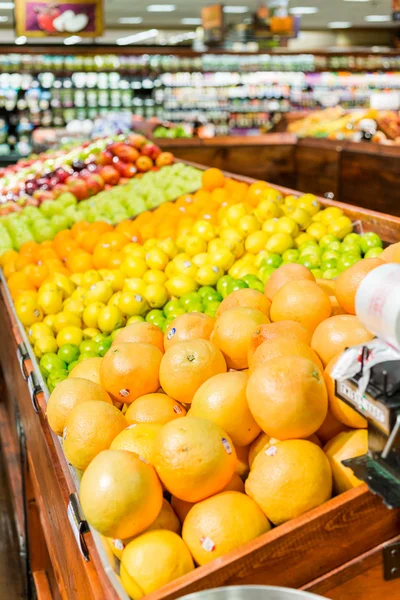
[1,170,400,600]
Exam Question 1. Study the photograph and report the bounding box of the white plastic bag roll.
[355,262,400,351]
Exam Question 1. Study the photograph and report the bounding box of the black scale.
[335,346,400,509]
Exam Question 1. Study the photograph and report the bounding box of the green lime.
[300,245,322,258]
[322,268,340,280]
[217,275,233,299]
[310,268,323,279]
[341,242,361,256]
[163,317,175,333]
[185,300,203,313]
[152,315,166,330]
[163,299,181,317]
[168,307,186,320]
[40,353,67,378]
[57,344,79,365]
[78,351,99,361]
[202,290,222,304]
[180,292,200,309]
[359,232,383,254]
[326,241,342,253]
[111,328,124,342]
[263,253,282,269]
[92,333,106,344]
[241,274,259,286]
[229,280,248,293]
[321,258,337,271]
[146,309,164,324]
[47,369,68,392]
[282,249,299,263]
[197,286,216,299]
[337,254,360,271]
[319,234,340,249]
[258,266,276,284]
[322,250,340,262]
[203,301,220,318]
[68,360,79,373]
[79,340,98,354]
[298,255,321,269]
[343,233,362,247]
[364,247,383,259]
[247,278,264,292]
[96,338,112,357]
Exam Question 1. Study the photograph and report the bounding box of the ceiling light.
[15,35,27,44]
[119,17,143,24]
[181,17,202,24]
[289,6,318,14]
[365,14,391,22]
[147,4,175,11]
[116,28,159,45]
[0,2,14,8]
[223,6,248,13]
[328,21,352,28]
[0,15,8,21]
[64,35,82,45]
[343,0,370,2]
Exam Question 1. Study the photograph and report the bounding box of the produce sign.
[201,4,224,44]
[15,0,103,37]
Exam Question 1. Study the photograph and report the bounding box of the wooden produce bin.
[1,170,400,600]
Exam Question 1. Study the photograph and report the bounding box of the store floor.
[0,446,26,599]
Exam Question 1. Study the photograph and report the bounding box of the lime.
[247,279,264,292]
[241,274,260,288]
[262,253,282,269]
[57,344,79,364]
[217,275,233,298]
[321,258,337,271]
[258,266,276,285]
[80,340,98,354]
[127,316,145,325]
[185,300,203,313]
[319,234,340,250]
[197,286,216,299]
[359,232,383,254]
[230,280,248,293]
[151,314,166,330]
[202,290,222,305]
[298,255,321,269]
[47,370,68,393]
[79,351,99,361]
[167,307,186,320]
[146,309,165,324]
[180,291,200,309]
[111,328,124,342]
[282,249,300,263]
[68,360,79,373]
[364,247,383,259]
[343,233,362,247]
[300,245,322,258]
[162,317,175,333]
[203,301,221,318]
[92,333,106,344]
[163,299,181,317]
[310,268,323,279]
[39,353,67,378]
[341,242,361,256]
[337,254,360,271]
[96,338,112,357]
[322,268,340,280]
[322,250,341,262]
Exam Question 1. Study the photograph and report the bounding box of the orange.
[316,409,349,444]
[125,393,186,425]
[324,430,368,494]
[164,312,215,351]
[159,339,226,404]
[311,314,374,367]
[324,356,368,429]
[0,249,18,268]
[47,377,112,436]
[79,231,101,254]
[145,498,180,535]
[91,221,114,235]
[120,530,194,598]
[182,491,270,565]
[249,431,322,468]
[201,168,226,192]
[215,288,271,318]
[16,253,35,270]
[249,337,323,373]
[248,320,312,363]
[265,263,316,301]
[234,444,250,479]
[245,439,332,525]
[66,250,94,273]
[63,401,128,471]
[154,416,236,502]
[3,261,17,279]
[316,278,335,296]
[380,241,400,262]
[246,356,328,439]
[110,423,163,465]
[93,244,113,269]
[112,322,164,353]
[7,272,35,295]
[53,231,78,260]
[68,357,102,384]
[335,258,385,315]
[211,307,269,370]
[189,371,260,446]
[80,449,163,539]
[37,247,58,263]
[101,342,163,404]
[270,280,331,333]
[25,263,49,288]
[98,231,128,252]
[246,181,270,206]
[71,221,90,239]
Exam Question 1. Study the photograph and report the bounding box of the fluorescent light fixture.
[328,21,352,28]
[168,31,196,44]
[119,17,143,24]
[365,14,391,22]
[181,17,202,24]
[0,15,8,21]
[0,2,14,8]
[15,35,27,44]
[116,28,158,45]
[289,6,318,14]
[64,35,82,45]
[146,4,175,11]
[343,0,369,2]
[223,5,248,13]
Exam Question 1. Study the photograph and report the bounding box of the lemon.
[144,284,169,308]
[143,270,167,285]
[175,234,188,250]
[124,278,147,296]
[284,194,298,210]
[219,229,244,258]
[143,238,158,250]
[34,336,58,358]
[38,288,63,315]
[192,220,215,241]
[235,264,259,278]
[118,292,149,317]
[85,281,113,306]
[254,250,270,268]
[276,217,299,238]
[28,322,54,344]
[83,270,102,287]
[192,253,210,267]
[209,248,235,271]
[195,264,222,286]
[255,199,281,222]
[53,311,81,333]
[307,222,328,241]
[70,273,84,286]
[184,235,207,257]
[71,287,86,303]
[263,188,283,204]
[295,232,314,248]
[245,231,269,254]
[47,273,75,299]
[83,302,106,328]
[56,326,83,347]
[63,298,84,317]
[16,296,43,327]
[262,218,279,235]
[43,314,56,331]
[165,275,198,298]
[123,244,146,258]
[145,248,169,271]
[98,306,125,334]
[101,270,125,291]
[266,233,293,254]
[157,238,178,259]
[127,316,145,325]
[320,207,344,224]
[172,254,197,277]
[297,194,320,216]
[328,216,353,240]
[108,291,122,308]
[83,327,100,339]
[290,207,312,229]
[237,215,261,237]
[229,260,244,278]
[165,262,175,279]
[208,239,225,254]
[121,256,148,278]
[226,203,248,225]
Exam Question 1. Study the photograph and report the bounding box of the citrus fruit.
[380,241,400,262]
[112,322,164,353]
[248,320,312,363]
[316,409,349,444]
[68,356,102,384]
[189,371,260,446]
[249,431,321,467]
[215,288,271,319]
[47,377,112,436]
[120,530,194,598]
[164,312,215,351]
[97,306,125,334]
[15,296,43,327]
[56,326,83,348]
[110,423,163,464]
[145,498,181,535]
[270,280,331,333]
[63,401,128,470]
[311,315,374,367]
[324,356,368,428]
[245,439,332,525]
[182,491,270,566]
[324,430,368,494]
[159,339,226,404]
[28,322,54,344]
[234,444,250,480]
[248,337,323,373]
[247,356,327,439]
[125,393,186,425]
[334,258,385,315]
[80,449,163,538]
[100,342,163,404]
[202,168,226,191]
[211,307,269,370]
[154,416,236,502]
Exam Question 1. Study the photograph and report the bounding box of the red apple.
[99,165,120,186]
[113,159,138,178]
[33,190,56,203]
[52,184,70,198]
[66,176,89,201]
[85,174,105,195]
[126,134,147,149]
[135,156,153,172]
[141,143,161,160]
[96,151,114,166]
[156,152,174,167]
[112,143,140,163]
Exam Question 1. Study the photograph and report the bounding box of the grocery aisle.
[0,446,26,600]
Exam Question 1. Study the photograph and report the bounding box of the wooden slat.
[32,571,53,600]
